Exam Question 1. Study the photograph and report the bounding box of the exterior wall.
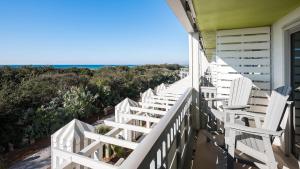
[215,25,296,155]
[271,6,300,156]
[215,27,271,113]
[272,6,300,87]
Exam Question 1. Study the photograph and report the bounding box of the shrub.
[112,145,126,158]
[95,125,111,134]
[63,86,98,119]
[0,64,180,152]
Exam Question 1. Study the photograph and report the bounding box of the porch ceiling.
[192,0,300,59]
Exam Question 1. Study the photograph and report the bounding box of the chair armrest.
[225,123,283,137]
[223,105,250,110]
[204,97,228,101]
[227,110,265,119]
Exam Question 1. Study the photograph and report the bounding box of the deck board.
[192,130,299,169]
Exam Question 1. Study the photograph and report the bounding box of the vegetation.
[95,125,127,159]
[111,145,126,158]
[95,125,112,134]
[0,64,180,154]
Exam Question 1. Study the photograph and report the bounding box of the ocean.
[0,65,136,70]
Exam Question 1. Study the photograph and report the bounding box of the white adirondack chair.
[203,77,253,145]
[207,77,253,121]
[225,86,291,169]
[205,77,253,133]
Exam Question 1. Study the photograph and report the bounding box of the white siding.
[272,6,300,87]
[216,27,271,113]
[272,6,300,149]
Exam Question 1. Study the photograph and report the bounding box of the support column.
[189,33,202,130]
[105,144,111,159]
[94,143,103,161]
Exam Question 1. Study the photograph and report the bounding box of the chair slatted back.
[263,86,291,131]
[228,77,253,106]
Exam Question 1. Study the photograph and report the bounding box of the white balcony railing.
[179,68,189,79]
[51,77,194,169]
[119,87,193,169]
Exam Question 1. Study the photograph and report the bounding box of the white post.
[189,33,201,130]
[146,114,150,128]
[94,144,103,161]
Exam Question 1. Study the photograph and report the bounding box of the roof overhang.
[167,0,300,59]
[166,0,197,33]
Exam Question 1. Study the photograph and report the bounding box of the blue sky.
[0,0,188,65]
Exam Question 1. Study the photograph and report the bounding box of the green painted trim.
[192,0,300,59]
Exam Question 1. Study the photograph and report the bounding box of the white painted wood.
[226,86,291,168]
[166,0,195,33]
[218,84,268,92]
[247,105,268,113]
[249,97,269,105]
[157,93,182,97]
[189,32,201,129]
[217,34,270,43]
[217,58,270,66]
[214,83,256,95]
[227,77,253,106]
[216,27,271,106]
[115,98,139,125]
[103,120,151,134]
[218,43,270,51]
[52,148,117,169]
[217,50,270,58]
[155,83,167,94]
[251,89,270,97]
[138,102,172,110]
[84,131,138,149]
[56,160,74,169]
[216,27,270,36]
[216,73,269,82]
[120,113,161,123]
[57,140,103,169]
[235,137,266,161]
[51,78,193,169]
[145,99,176,105]
[120,88,192,169]
[51,119,95,169]
[152,95,178,101]
[114,158,125,166]
[206,77,253,145]
[79,140,102,156]
[217,66,270,74]
[263,86,291,130]
[141,88,155,104]
[130,107,167,116]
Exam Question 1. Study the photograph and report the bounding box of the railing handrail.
[119,87,192,169]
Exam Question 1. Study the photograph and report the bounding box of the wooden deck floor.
[191,130,299,169]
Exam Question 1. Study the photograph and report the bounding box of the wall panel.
[216,27,271,113]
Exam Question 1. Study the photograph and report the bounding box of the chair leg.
[225,129,236,169]
[227,130,235,158]
[262,137,277,169]
[226,152,234,169]
[226,113,236,157]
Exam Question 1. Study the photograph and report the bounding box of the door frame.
[283,20,300,157]
[284,21,300,85]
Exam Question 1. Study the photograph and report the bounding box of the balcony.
[51,77,195,169]
[50,71,300,169]
[179,68,189,79]
[50,0,300,168]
